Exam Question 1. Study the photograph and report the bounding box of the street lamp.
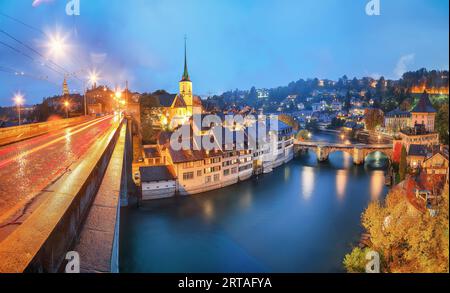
[64,100,70,118]
[14,93,25,126]
[83,70,100,116]
[46,32,68,60]
[115,91,123,115]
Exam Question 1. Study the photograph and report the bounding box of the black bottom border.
[1,273,449,291]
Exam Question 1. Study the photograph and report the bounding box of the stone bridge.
[294,140,393,165]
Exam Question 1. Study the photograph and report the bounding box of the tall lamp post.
[115,91,122,115]
[64,100,70,118]
[14,93,24,126]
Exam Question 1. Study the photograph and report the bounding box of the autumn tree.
[399,146,407,181]
[364,108,384,131]
[344,185,449,273]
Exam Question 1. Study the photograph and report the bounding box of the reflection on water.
[370,171,385,201]
[301,166,315,200]
[336,170,348,201]
[120,131,390,273]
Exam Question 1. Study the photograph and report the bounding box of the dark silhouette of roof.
[411,92,436,113]
[139,165,176,182]
[385,108,411,118]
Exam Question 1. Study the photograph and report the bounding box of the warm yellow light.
[47,33,68,59]
[13,93,25,105]
[64,101,70,108]
[120,100,126,106]
[88,70,99,86]
[115,91,122,99]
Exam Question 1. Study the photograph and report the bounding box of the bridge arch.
[363,150,392,168]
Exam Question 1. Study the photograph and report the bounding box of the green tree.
[399,145,407,181]
[436,103,449,145]
[343,247,371,273]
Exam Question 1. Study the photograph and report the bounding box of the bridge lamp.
[14,93,25,125]
[64,100,70,118]
[88,71,99,87]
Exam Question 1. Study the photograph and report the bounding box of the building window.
[183,162,195,169]
[214,174,220,182]
[224,169,230,176]
[205,176,211,184]
[205,166,221,174]
[183,172,194,180]
[197,170,202,177]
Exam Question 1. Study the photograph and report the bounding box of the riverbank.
[119,131,390,272]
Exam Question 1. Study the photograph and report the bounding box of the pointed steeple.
[63,77,69,96]
[181,36,190,82]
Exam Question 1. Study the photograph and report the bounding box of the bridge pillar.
[316,146,329,162]
[353,148,364,165]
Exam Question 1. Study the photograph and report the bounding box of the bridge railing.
[0,118,125,273]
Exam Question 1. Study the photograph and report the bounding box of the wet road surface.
[0,115,116,228]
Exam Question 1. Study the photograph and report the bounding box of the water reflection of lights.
[342,152,351,168]
[203,200,215,220]
[301,166,315,200]
[284,167,291,181]
[370,171,384,201]
[336,170,348,201]
[239,191,253,209]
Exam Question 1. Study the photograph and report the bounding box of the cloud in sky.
[32,0,54,8]
[394,54,415,79]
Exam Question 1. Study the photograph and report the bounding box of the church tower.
[63,77,69,96]
[179,37,193,116]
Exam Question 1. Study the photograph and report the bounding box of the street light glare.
[64,101,70,107]
[88,70,100,86]
[14,93,25,105]
[47,33,68,59]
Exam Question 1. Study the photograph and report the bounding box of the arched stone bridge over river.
[294,140,393,165]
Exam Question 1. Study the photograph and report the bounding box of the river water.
[119,131,389,272]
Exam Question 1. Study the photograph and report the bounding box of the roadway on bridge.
[0,115,117,236]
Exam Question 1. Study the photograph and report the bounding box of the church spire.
[181,36,190,82]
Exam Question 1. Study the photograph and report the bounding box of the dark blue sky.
[0,0,448,106]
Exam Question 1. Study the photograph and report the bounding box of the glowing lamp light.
[115,91,122,99]
[14,93,25,106]
[88,70,100,86]
[47,32,68,59]
[64,101,70,108]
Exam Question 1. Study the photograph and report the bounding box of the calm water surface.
[119,132,389,272]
